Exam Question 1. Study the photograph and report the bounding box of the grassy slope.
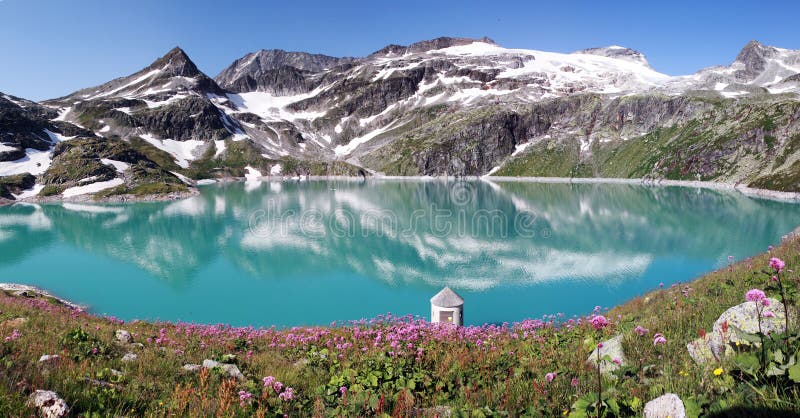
[1,232,799,416]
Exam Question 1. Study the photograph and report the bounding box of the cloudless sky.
[1,0,799,100]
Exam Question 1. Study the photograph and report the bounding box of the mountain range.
[2,36,800,202]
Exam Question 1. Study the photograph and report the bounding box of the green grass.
[128,137,182,172]
[38,184,65,197]
[493,140,582,177]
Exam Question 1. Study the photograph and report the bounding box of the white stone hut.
[430,287,464,326]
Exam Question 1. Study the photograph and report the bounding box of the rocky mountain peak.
[147,46,202,77]
[732,40,781,82]
[734,40,776,66]
[250,49,352,72]
[215,49,357,93]
[575,46,651,67]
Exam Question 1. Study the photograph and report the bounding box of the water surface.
[1,180,797,326]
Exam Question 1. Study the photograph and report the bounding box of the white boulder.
[28,390,69,418]
[586,334,627,375]
[643,393,685,418]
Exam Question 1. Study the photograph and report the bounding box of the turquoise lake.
[1,180,798,327]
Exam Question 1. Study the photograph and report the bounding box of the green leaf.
[772,349,785,363]
[733,353,760,374]
[766,363,787,376]
[788,364,800,383]
[607,398,621,415]
[471,409,486,418]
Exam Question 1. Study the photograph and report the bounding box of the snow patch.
[244,166,262,182]
[142,94,188,109]
[512,141,532,157]
[270,164,283,175]
[53,107,72,121]
[0,148,52,176]
[91,69,162,99]
[0,143,18,153]
[334,121,399,156]
[44,129,76,143]
[62,178,124,197]
[100,158,130,173]
[141,134,205,168]
[213,140,226,158]
[485,165,502,176]
[226,88,328,122]
[12,184,45,200]
[169,171,194,185]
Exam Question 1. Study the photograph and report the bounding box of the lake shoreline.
[7,175,800,205]
[0,283,85,310]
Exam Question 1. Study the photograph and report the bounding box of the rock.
[586,334,627,375]
[27,390,70,418]
[710,298,786,357]
[687,335,714,365]
[417,406,452,417]
[643,393,686,418]
[121,353,138,363]
[182,364,202,372]
[13,290,35,298]
[687,333,734,365]
[115,329,133,344]
[38,354,60,363]
[202,359,245,380]
[2,317,27,328]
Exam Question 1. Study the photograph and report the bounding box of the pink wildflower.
[545,372,557,383]
[769,257,785,273]
[634,325,649,336]
[278,387,294,401]
[263,376,276,387]
[238,390,253,406]
[745,289,768,305]
[653,333,667,346]
[571,377,579,387]
[4,329,20,342]
[339,386,347,395]
[590,315,609,330]
[764,311,776,318]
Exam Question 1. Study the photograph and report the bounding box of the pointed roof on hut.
[430,287,464,308]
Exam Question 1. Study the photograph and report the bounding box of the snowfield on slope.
[62,178,125,198]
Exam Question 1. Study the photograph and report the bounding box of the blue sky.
[1,0,798,100]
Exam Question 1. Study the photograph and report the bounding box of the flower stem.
[597,346,602,418]
[756,302,766,369]
[777,273,790,336]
